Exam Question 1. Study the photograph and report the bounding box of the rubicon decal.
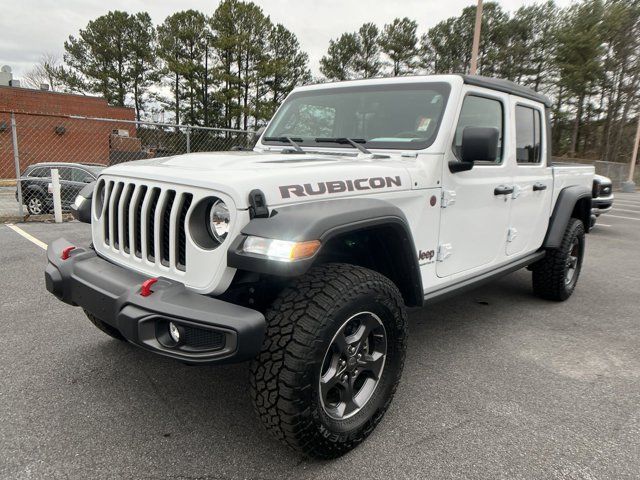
[279,176,402,199]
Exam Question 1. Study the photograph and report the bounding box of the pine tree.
[320,33,359,81]
[379,18,419,76]
[354,23,383,78]
[127,13,157,120]
[63,10,156,117]
[210,0,242,129]
[554,0,605,155]
[259,24,311,123]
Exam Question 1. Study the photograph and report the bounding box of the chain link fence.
[0,111,255,221]
[594,160,632,189]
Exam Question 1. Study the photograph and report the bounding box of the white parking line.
[612,208,640,214]
[594,223,612,227]
[5,224,47,250]
[614,209,640,214]
[606,214,640,222]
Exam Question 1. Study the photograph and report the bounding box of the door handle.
[494,185,514,196]
[533,183,547,191]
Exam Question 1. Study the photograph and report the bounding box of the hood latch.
[249,189,269,218]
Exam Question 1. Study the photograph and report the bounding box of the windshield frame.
[262,82,452,151]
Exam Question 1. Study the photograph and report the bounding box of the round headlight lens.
[209,199,230,243]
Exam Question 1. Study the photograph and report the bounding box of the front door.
[505,100,553,256]
[436,90,512,278]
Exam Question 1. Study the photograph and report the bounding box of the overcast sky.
[1,0,575,80]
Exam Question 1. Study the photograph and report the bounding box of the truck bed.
[551,163,594,204]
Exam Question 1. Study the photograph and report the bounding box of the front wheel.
[532,218,585,301]
[250,263,407,459]
[26,195,46,215]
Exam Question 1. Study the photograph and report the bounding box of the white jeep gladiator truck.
[45,75,594,458]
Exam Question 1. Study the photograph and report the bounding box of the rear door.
[436,89,512,278]
[505,100,553,256]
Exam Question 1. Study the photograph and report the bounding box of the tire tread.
[532,218,585,301]
[249,263,407,458]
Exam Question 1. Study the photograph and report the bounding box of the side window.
[28,167,46,178]
[38,168,50,178]
[71,168,93,182]
[453,95,503,164]
[515,105,542,164]
[57,167,72,181]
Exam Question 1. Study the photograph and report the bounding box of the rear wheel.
[250,263,407,459]
[84,310,126,341]
[532,218,585,301]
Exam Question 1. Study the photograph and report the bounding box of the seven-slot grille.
[99,180,193,271]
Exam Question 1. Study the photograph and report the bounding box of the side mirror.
[83,176,94,184]
[71,181,94,223]
[449,127,500,173]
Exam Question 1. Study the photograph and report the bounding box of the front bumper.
[45,238,265,364]
[592,195,614,215]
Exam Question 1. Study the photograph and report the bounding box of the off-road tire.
[532,218,585,301]
[250,263,408,459]
[84,309,126,341]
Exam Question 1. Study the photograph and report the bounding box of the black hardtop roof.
[461,75,552,107]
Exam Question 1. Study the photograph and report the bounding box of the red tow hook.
[61,246,76,260]
[140,277,159,297]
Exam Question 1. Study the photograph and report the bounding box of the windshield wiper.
[315,137,372,155]
[263,136,305,153]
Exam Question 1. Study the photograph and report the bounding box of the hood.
[593,174,611,185]
[102,151,412,209]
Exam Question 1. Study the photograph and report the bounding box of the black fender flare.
[543,185,592,249]
[227,198,423,306]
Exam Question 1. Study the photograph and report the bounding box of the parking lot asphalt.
[1,194,639,480]
[0,187,22,218]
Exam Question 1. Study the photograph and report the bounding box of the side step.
[423,251,545,305]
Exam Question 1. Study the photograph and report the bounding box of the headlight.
[208,199,230,243]
[242,236,321,262]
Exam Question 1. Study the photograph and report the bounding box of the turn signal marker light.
[290,240,321,260]
[242,236,321,262]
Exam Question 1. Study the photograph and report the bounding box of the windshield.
[263,82,450,150]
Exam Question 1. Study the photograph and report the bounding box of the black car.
[17,163,105,215]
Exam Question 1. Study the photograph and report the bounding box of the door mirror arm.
[448,160,474,173]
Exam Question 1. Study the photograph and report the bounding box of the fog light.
[169,322,181,343]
